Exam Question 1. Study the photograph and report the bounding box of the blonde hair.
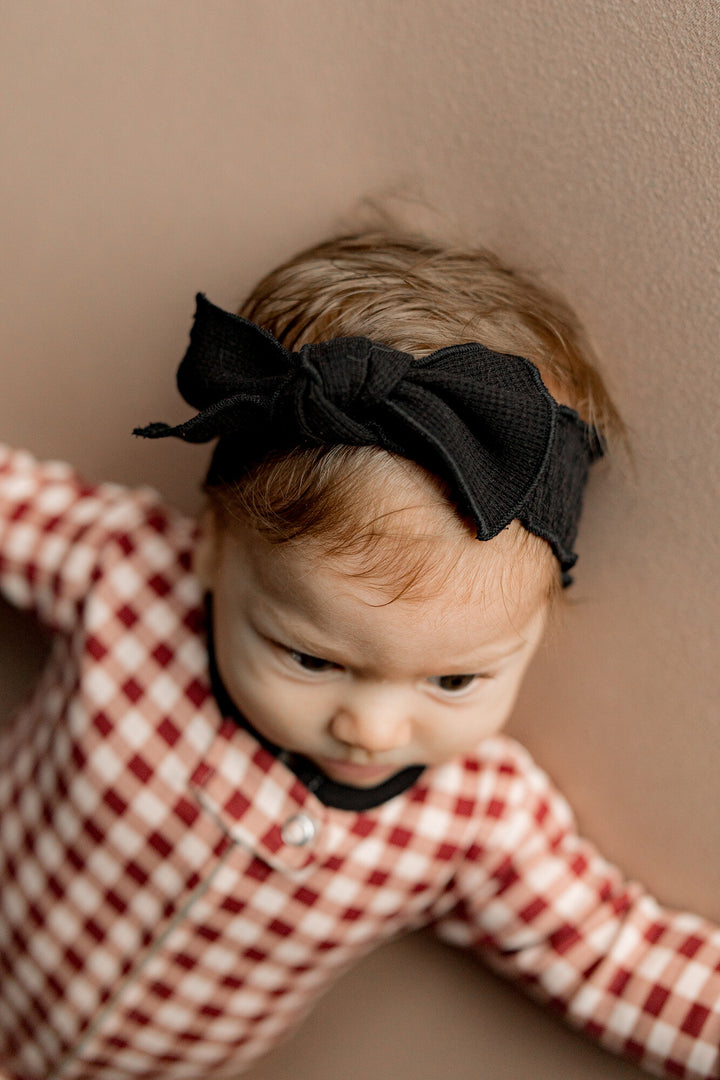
[207,230,622,600]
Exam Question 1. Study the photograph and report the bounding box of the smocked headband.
[135,293,603,584]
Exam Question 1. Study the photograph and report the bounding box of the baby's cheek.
[259,681,317,723]
[455,692,511,747]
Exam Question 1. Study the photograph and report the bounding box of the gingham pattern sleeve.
[434,740,720,1080]
[0,445,151,634]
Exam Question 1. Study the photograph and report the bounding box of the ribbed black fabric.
[135,294,603,582]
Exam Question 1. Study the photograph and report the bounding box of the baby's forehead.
[213,448,558,613]
[230,512,552,672]
[244,497,554,620]
[319,465,553,594]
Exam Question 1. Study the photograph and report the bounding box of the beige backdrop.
[1,3,718,1078]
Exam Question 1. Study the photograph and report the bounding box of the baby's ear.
[193,508,221,589]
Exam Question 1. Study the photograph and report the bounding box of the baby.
[0,231,718,1080]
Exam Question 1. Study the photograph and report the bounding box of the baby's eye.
[288,650,340,673]
[428,673,478,694]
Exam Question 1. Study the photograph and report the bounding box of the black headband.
[135,293,603,585]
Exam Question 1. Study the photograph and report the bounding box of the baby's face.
[199,507,551,789]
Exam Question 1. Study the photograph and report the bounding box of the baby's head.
[137,231,621,783]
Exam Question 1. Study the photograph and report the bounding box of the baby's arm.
[0,445,134,633]
[433,738,720,1079]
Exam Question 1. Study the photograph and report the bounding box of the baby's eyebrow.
[429,635,534,673]
[252,611,341,659]
[283,635,521,677]
[253,600,535,672]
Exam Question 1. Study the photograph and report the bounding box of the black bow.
[135,294,602,578]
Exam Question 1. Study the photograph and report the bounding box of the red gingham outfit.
[0,444,719,1080]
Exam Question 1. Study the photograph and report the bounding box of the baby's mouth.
[313,756,402,786]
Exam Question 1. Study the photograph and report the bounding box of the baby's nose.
[329,691,412,753]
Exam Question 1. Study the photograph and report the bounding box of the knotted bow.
[135,294,603,580]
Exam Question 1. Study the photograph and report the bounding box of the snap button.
[281,813,317,847]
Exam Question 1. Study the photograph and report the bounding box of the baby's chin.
[313,756,404,787]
